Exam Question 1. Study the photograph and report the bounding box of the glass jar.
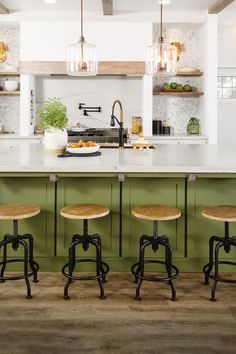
[131,116,142,134]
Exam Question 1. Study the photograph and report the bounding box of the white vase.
[4,80,18,91]
[44,128,68,153]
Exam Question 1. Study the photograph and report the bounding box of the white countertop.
[0,142,236,173]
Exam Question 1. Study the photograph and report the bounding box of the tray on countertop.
[57,151,101,158]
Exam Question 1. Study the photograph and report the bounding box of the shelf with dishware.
[0,90,20,96]
[0,74,20,95]
[0,72,20,76]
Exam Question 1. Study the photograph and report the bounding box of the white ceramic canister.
[44,128,68,153]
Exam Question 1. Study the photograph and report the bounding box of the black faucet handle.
[110,115,116,127]
[78,103,85,110]
[83,110,90,116]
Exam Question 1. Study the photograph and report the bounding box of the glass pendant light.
[67,0,98,76]
[146,1,177,76]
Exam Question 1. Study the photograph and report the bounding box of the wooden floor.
[0,272,235,354]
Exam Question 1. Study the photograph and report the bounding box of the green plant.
[39,98,68,130]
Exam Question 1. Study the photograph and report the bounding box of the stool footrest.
[62,259,109,281]
[131,260,179,282]
[203,260,236,284]
[0,259,39,281]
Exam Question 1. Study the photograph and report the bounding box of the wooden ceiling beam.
[0,2,9,14]
[102,0,113,15]
[208,0,234,14]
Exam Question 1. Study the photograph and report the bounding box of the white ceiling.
[0,0,217,13]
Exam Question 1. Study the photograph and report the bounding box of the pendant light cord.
[80,0,85,66]
[80,0,84,41]
[159,4,164,43]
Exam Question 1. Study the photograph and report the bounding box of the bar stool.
[61,204,110,300]
[131,204,181,301]
[0,203,40,299]
[202,205,236,301]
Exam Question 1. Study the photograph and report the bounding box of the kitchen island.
[0,142,236,272]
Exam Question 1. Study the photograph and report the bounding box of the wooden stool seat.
[202,205,236,222]
[132,204,181,221]
[61,204,110,220]
[0,204,40,220]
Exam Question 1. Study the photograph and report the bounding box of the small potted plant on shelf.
[39,97,68,153]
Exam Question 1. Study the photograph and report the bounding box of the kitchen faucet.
[110,99,124,149]
[79,103,102,116]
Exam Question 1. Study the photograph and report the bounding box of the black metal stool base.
[131,260,179,301]
[203,260,236,301]
[0,259,39,281]
[203,222,236,301]
[62,259,109,300]
[62,219,109,300]
[0,223,39,299]
[131,221,179,302]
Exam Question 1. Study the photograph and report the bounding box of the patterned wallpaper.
[0,26,20,134]
[153,24,201,134]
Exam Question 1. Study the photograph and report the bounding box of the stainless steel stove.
[67,128,128,144]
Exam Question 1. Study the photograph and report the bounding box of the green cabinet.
[187,177,236,270]
[0,174,235,272]
[0,177,55,258]
[57,177,120,258]
[122,177,185,259]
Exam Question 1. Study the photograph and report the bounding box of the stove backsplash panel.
[36,76,142,129]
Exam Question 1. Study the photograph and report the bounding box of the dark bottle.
[153,120,162,135]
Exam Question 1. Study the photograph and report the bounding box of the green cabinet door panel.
[122,178,185,259]
[0,178,55,257]
[187,178,236,263]
[57,178,120,258]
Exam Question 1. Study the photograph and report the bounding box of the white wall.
[218,100,236,148]
[218,25,236,67]
[199,14,218,144]
[20,22,152,61]
[35,76,143,129]
[218,9,236,148]
[217,68,236,148]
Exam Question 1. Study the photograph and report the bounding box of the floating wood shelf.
[0,72,20,76]
[153,91,204,97]
[0,91,20,95]
[176,71,203,77]
[20,61,145,75]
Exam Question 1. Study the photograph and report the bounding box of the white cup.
[4,80,18,91]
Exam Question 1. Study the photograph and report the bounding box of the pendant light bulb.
[146,3,177,76]
[67,0,98,76]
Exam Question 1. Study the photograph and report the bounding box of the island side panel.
[57,177,120,260]
[0,177,55,258]
[122,177,185,260]
[188,177,236,271]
